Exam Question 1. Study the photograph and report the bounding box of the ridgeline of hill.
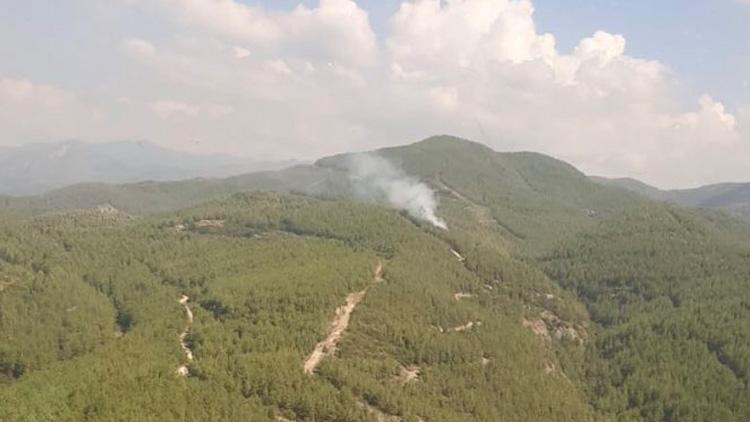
[592,176,750,222]
[2,136,750,421]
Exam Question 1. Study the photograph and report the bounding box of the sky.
[1,0,749,188]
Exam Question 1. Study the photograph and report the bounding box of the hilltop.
[1,136,643,251]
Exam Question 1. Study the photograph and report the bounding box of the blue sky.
[3,0,748,106]
[532,0,750,108]
[255,0,750,107]
[1,0,749,187]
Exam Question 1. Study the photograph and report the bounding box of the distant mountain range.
[0,140,299,195]
[591,176,750,221]
[4,137,750,227]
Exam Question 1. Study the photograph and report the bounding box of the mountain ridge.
[0,136,646,252]
[592,175,750,221]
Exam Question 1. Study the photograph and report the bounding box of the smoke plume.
[346,154,447,229]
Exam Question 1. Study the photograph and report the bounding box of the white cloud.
[151,100,199,118]
[146,0,280,45]
[428,85,459,110]
[0,77,73,107]
[204,103,235,118]
[281,0,378,67]
[122,38,157,58]
[151,100,233,118]
[3,0,748,187]
[0,76,97,142]
[265,59,293,76]
[388,0,556,71]
[232,46,251,59]
[739,105,750,130]
[128,0,377,67]
[380,0,745,187]
[672,96,738,135]
[574,31,626,65]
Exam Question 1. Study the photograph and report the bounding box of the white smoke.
[346,153,447,229]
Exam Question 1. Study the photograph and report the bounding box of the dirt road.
[176,294,194,376]
[303,263,382,375]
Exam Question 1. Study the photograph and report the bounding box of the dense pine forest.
[2,136,750,421]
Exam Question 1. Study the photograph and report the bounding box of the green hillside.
[542,205,750,420]
[372,136,645,254]
[593,176,750,222]
[589,176,665,199]
[0,165,348,217]
[1,193,597,421]
[2,136,750,421]
[2,135,645,254]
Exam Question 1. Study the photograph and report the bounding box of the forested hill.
[321,136,646,253]
[541,205,750,419]
[0,193,599,421]
[1,135,645,251]
[2,136,750,421]
[4,136,746,227]
[592,175,750,222]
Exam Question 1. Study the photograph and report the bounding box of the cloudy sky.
[1,0,749,188]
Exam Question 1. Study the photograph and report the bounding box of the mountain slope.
[592,176,750,222]
[589,176,664,199]
[321,135,646,253]
[0,193,598,421]
[542,204,750,420]
[2,135,646,254]
[3,136,750,421]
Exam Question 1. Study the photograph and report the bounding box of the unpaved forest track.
[450,321,482,332]
[303,263,383,375]
[176,294,194,376]
[453,292,475,301]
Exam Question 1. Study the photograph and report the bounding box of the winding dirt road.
[0,280,15,293]
[176,294,194,376]
[303,263,383,375]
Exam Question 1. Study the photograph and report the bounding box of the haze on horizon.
[1,0,749,189]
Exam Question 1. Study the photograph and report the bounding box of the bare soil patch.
[450,321,481,332]
[176,294,194,376]
[303,262,383,375]
[397,365,420,384]
[453,292,475,301]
